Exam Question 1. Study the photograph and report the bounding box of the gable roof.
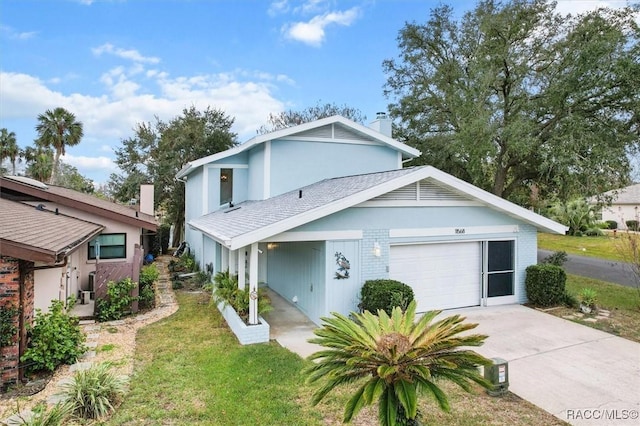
[176,115,421,178]
[598,183,640,205]
[0,198,104,263]
[0,176,157,231]
[189,166,566,250]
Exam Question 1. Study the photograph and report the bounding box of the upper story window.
[89,233,126,260]
[220,168,233,205]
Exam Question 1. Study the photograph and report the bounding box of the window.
[89,233,126,260]
[220,168,233,205]
[487,240,514,297]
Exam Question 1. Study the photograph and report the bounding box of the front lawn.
[538,232,625,261]
[548,274,640,343]
[106,292,565,425]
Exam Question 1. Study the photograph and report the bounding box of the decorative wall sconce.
[373,242,381,257]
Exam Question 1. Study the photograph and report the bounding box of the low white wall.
[216,302,270,345]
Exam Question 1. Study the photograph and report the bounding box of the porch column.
[221,247,229,272]
[248,242,259,325]
[229,249,237,275]
[238,248,246,290]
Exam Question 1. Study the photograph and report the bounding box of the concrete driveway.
[458,304,640,425]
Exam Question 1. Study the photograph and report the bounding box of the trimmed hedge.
[626,220,639,231]
[605,220,617,230]
[359,279,414,316]
[525,264,566,307]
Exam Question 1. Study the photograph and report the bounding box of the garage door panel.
[390,242,481,312]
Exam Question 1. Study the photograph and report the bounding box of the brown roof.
[0,176,157,231]
[0,198,105,263]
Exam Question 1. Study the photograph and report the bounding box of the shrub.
[605,220,618,230]
[626,220,639,231]
[12,401,74,426]
[0,304,19,347]
[548,198,597,236]
[138,265,159,310]
[525,264,566,307]
[172,279,183,290]
[96,278,138,322]
[58,363,128,419]
[579,288,598,309]
[21,300,86,373]
[561,292,579,309]
[541,250,568,267]
[585,227,604,236]
[359,279,415,316]
[212,271,272,322]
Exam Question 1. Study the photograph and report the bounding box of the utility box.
[485,357,509,396]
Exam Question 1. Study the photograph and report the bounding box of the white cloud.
[283,7,360,46]
[62,154,117,172]
[268,0,290,16]
[92,43,160,64]
[0,24,37,40]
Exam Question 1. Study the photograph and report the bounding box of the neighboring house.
[595,183,640,229]
[177,115,566,340]
[0,176,157,386]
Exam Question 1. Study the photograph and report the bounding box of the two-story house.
[177,115,565,337]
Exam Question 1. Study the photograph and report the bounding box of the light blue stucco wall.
[266,241,326,324]
[268,205,540,317]
[184,168,204,264]
[247,144,265,200]
[269,140,399,197]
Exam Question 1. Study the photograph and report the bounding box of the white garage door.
[389,242,481,312]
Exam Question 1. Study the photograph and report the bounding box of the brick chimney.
[369,112,392,137]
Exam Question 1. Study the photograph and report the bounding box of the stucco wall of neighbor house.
[269,140,399,198]
[34,267,63,312]
[602,205,639,229]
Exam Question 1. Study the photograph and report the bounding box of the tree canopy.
[384,0,640,204]
[0,128,19,175]
[257,101,366,134]
[35,107,84,185]
[110,106,237,243]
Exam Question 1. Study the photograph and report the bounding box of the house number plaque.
[455,228,466,234]
[250,290,258,300]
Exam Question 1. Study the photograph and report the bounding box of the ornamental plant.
[0,304,19,347]
[21,300,86,373]
[96,278,138,322]
[306,301,492,425]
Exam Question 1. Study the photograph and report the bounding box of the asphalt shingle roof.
[601,183,640,204]
[190,167,419,241]
[0,198,104,258]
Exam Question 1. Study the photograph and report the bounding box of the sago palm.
[305,301,492,426]
[35,107,83,184]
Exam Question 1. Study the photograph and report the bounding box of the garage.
[389,242,482,312]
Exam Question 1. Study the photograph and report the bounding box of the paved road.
[538,249,637,288]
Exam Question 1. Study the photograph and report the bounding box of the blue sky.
[0,0,634,184]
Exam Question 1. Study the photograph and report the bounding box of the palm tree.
[35,107,83,184]
[0,128,19,175]
[305,301,492,426]
[24,145,54,183]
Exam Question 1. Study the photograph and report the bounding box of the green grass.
[105,292,565,426]
[106,293,320,426]
[563,274,640,342]
[538,232,630,262]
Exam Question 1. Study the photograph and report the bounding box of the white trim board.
[205,164,249,169]
[357,200,481,207]
[266,230,363,243]
[390,225,520,238]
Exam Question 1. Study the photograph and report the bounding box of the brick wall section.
[0,257,35,388]
[0,257,20,388]
[361,229,390,283]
